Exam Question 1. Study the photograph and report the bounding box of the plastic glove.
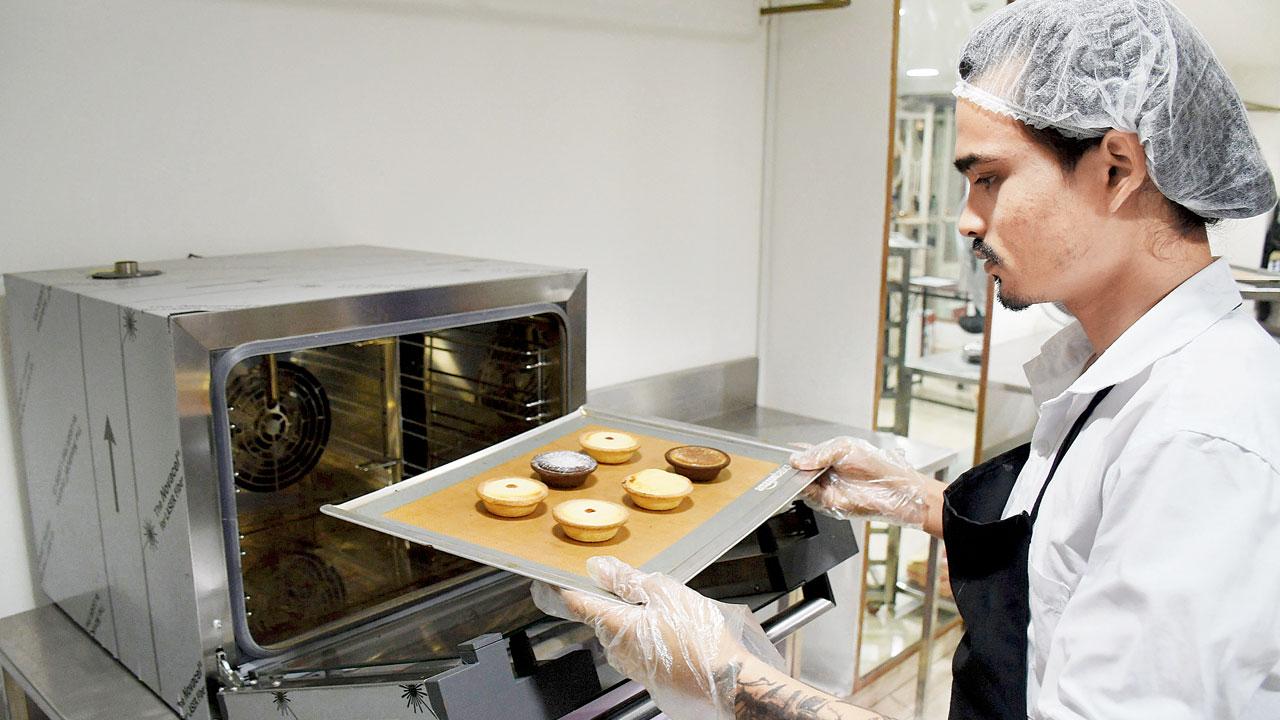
[530,556,783,720]
[789,436,928,528]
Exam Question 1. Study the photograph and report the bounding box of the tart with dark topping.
[530,450,597,489]
[665,445,731,482]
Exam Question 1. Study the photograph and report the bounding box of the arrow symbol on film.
[104,418,120,513]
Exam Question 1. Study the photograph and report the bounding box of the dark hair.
[1022,124,1215,236]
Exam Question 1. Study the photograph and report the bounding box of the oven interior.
[223,313,565,652]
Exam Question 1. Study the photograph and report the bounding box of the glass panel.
[865,0,1005,685]
[225,314,564,650]
[857,524,956,676]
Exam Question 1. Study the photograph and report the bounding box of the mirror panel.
[862,0,1004,687]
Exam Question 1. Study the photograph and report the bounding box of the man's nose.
[957,195,986,246]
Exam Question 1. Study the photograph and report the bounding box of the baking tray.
[322,406,820,598]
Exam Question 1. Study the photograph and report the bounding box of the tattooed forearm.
[728,661,885,720]
[735,675,846,719]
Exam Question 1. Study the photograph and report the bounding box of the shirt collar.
[1024,258,1243,407]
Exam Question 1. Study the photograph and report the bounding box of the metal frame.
[912,467,950,720]
[203,301,574,659]
[761,0,851,15]
[172,267,588,672]
[883,240,916,435]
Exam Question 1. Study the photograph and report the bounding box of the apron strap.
[1029,385,1115,522]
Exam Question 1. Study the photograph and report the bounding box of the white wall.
[757,1,896,697]
[757,4,894,430]
[0,0,770,618]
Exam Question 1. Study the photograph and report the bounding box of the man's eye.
[973,175,996,188]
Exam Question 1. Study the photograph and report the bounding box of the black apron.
[943,386,1114,720]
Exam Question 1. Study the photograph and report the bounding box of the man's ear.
[1099,130,1148,214]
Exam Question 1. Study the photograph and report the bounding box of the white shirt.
[1001,259,1280,720]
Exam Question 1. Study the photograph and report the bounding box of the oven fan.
[227,357,331,493]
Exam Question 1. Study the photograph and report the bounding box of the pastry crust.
[476,477,549,518]
[579,430,641,464]
[622,468,693,511]
[553,499,629,542]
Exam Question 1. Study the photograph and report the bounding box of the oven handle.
[760,590,836,643]
[561,574,836,720]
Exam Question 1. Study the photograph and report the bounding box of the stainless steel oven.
[4,246,855,720]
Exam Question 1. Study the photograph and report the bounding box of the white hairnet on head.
[954,0,1277,220]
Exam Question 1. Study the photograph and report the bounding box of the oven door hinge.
[216,649,248,690]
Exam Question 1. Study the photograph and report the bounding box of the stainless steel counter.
[1240,284,1280,302]
[695,404,956,478]
[0,604,176,720]
[589,358,957,477]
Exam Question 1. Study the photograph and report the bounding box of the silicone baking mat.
[382,423,779,577]
[323,407,819,597]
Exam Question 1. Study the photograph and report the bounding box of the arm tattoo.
[726,662,885,720]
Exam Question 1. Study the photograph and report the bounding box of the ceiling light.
[906,67,940,77]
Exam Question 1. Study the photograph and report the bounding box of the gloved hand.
[530,556,782,720]
[789,436,929,528]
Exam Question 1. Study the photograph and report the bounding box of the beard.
[975,239,1036,311]
[994,277,1033,311]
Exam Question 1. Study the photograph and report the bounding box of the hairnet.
[953,0,1277,220]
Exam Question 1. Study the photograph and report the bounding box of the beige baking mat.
[382,424,781,578]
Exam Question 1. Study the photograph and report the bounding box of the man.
[533,1,1280,718]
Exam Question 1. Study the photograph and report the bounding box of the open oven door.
[216,501,855,720]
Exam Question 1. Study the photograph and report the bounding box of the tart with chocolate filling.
[665,445,731,482]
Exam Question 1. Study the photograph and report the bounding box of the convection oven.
[3,246,855,720]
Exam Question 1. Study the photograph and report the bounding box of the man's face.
[953,100,1111,311]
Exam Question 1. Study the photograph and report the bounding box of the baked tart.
[476,477,548,518]
[579,430,640,464]
[664,445,731,482]
[530,450,597,489]
[622,468,693,511]
[553,498,629,542]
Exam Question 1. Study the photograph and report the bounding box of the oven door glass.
[220,313,565,652]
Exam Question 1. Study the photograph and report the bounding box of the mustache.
[972,237,1001,264]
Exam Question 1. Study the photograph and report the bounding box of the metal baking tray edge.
[321,406,821,599]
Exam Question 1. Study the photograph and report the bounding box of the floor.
[859,597,924,668]
[849,622,963,720]
[859,579,958,665]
